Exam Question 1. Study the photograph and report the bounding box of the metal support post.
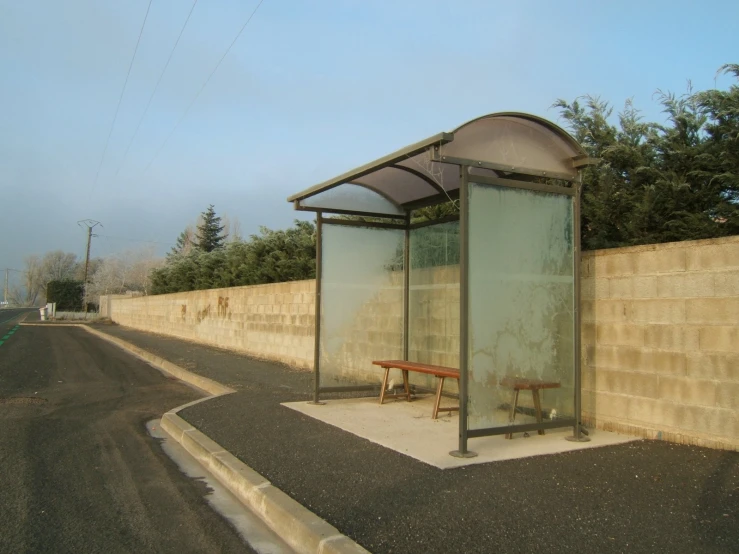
[403,214,410,361]
[450,166,477,458]
[567,175,590,442]
[309,213,325,405]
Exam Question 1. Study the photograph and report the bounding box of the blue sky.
[1,0,737,282]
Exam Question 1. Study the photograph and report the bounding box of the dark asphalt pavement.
[0,324,253,553]
[92,324,739,554]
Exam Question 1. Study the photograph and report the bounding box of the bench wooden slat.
[372,360,460,379]
[373,360,459,419]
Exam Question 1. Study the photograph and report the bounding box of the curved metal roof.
[288,112,593,216]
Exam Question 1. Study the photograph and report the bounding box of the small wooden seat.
[372,360,460,419]
[500,377,561,439]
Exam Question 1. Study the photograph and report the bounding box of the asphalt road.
[0,322,253,553]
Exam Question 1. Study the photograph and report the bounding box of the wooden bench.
[372,360,460,420]
[500,377,561,439]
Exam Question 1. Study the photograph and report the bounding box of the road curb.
[160,410,369,554]
[25,323,369,554]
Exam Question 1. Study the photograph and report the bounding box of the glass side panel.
[467,183,575,431]
[301,183,404,215]
[320,223,404,389]
[408,221,460,393]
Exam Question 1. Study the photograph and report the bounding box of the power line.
[141,0,266,174]
[115,0,199,177]
[91,0,154,195]
[99,234,175,247]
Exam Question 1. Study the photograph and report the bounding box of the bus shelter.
[287,113,595,457]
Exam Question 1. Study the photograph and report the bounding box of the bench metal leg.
[532,388,545,435]
[433,377,445,420]
[379,366,390,405]
[505,388,520,439]
[402,369,411,401]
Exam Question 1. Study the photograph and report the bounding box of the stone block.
[595,369,659,398]
[692,407,738,438]
[593,392,632,418]
[581,278,594,300]
[581,323,596,349]
[686,242,739,271]
[714,271,739,296]
[581,277,609,300]
[593,253,636,277]
[644,349,686,375]
[657,273,715,299]
[628,397,667,426]
[628,299,686,324]
[634,249,687,275]
[592,300,629,323]
[592,345,685,375]
[687,298,739,325]
[658,376,717,407]
[581,300,595,323]
[608,277,633,298]
[699,326,739,353]
[581,254,595,279]
[581,365,595,391]
[596,323,644,347]
[644,325,700,352]
[633,276,659,298]
[716,382,739,410]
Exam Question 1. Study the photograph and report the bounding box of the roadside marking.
[0,325,20,346]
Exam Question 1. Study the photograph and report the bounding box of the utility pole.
[2,268,21,307]
[78,219,102,313]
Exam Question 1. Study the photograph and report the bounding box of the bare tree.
[222,212,243,243]
[89,247,164,299]
[41,251,78,282]
[12,255,43,306]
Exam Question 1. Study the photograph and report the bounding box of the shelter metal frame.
[289,113,595,456]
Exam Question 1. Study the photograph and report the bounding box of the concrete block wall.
[581,235,739,450]
[408,265,460,392]
[107,235,738,450]
[324,279,405,386]
[110,280,316,369]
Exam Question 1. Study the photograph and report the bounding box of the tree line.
[149,206,316,294]
[8,247,163,307]
[556,63,738,249]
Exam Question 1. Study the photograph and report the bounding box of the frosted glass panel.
[467,183,574,431]
[408,221,460,392]
[320,223,404,388]
[302,183,404,215]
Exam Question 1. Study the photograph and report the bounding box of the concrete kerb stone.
[22,322,369,554]
[160,409,368,554]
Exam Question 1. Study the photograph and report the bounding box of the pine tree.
[195,205,227,253]
[169,226,195,258]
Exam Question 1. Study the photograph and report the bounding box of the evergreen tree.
[554,65,739,249]
[195,205,227,252]
[169,226,195,258]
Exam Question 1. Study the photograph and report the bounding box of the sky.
[1,0,737,286]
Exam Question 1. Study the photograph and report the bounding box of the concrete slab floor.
[283,395,638,469]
